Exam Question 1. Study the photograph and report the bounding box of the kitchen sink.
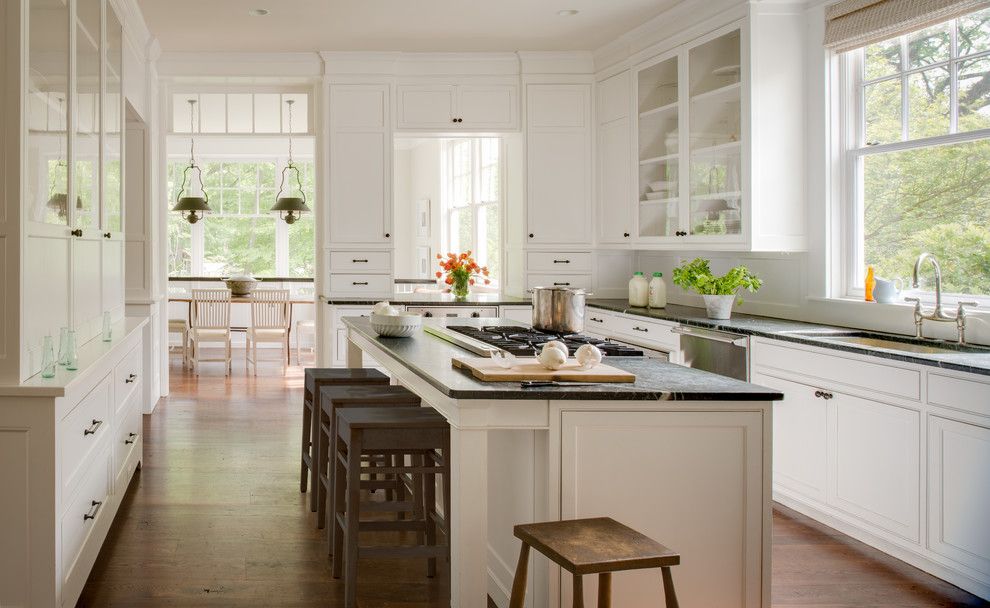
[781,329,990,355]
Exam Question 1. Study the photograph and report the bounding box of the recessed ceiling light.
[249,8,270,16]
[557,9,579,16]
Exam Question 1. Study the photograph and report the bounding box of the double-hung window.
[442,138,502,287]
[841,7,990,300]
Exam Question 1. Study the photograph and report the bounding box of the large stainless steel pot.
[530,286,590,333]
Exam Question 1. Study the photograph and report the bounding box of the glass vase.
[451,274,470,299]
[57,326,70,366]
[102,312,113,342]
[64,330,78,371]
[41,335,56,378]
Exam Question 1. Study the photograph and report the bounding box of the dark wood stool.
[316,384,421,529]
[331,406,451,608]
[301,368,389,512]
[509,517,680,608]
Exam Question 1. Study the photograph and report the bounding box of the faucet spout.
[912,253,950,320]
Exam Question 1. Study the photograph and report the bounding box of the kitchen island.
[344,317,782,608]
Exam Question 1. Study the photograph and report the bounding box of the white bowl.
[370,312,422,338]
[224,277,257,296]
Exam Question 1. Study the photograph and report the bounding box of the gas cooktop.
[445,325,645,357]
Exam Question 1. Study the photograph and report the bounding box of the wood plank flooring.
[78,352,989,607]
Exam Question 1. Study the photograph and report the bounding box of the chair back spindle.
[251,290,290,330]
[191,289,232,330]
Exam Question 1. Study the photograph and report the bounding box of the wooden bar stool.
[316,384,422,529]
[331,406,451,608]
[301,368,389,512]
[509,517,680,608]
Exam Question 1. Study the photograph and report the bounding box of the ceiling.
[137,0,684,53]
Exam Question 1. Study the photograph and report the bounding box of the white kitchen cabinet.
[597,117,633,243]
[395,82,518,131]
[525,84,592,246]
[612,9,806,252]
[560,409,767,608]
[328,85,392,246]
[751,337,990,600]
[750,372,827,502]
[829,392,921,542]
[928,415,990,578]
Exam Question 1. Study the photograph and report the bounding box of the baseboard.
[774,491,990,601]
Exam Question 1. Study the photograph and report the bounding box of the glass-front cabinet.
[635,26,744,244]
[25,0,124,234]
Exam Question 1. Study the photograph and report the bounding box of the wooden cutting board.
[452,357,636,383]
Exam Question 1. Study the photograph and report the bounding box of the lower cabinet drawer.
[113,399,142,480]
[61,447,110,581]
[113,343,142,416]
[928,372,990,418]
[526,274,592,290]
[60,376,112,499]
[526,251,592,273]
[329,273,392,296]
[329,250,392,273]
[584,310,617,336]
[610,314,679,351]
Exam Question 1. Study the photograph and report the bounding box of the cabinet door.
[72,237,103,336]
[329,131,390,244]
[456,85,517,130]
[103,5,123,233]
[828,392,920,542]
[752,372,827,501]
[561,410,765,608]
[396,85,455,129]
[597,118,632,243]
[928,415,990,576]
[526,130,591,245]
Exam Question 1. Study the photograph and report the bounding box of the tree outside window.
[442,138,501,287]
[847,8,990,298]
[167,158,315,278]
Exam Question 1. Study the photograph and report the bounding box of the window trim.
[837,13,990,305]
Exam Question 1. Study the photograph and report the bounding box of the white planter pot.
[702,294,737,320]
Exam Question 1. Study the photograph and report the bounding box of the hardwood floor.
[78,351,989,607]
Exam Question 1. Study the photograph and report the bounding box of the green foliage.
[671,258,763,297]
[861,12,990,295]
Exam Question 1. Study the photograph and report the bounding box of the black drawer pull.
[352,259,369,263]
[632,326,649,333]
[553,259,570,264]
[125,432,137,445]
[83,419,103,436]
[814,390,834,400]
[83,500,103,521]
[589,317,603,323]
[553,282,570,286]
[352,282,369,286]
[70,228,83,237]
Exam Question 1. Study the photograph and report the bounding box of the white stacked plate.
[370,312,423,338]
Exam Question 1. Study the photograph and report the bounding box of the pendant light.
[172,99,210,224]
[270,99,310,224]
[46,96,81,219]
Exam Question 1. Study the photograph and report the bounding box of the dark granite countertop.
[343,317,782,401]
[587,300,990,377]
[325,293,530,306]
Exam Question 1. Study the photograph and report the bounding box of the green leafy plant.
[671,258,763,302]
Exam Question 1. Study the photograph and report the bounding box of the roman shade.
[824,0,990,52]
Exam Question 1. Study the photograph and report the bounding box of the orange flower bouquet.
[436,251,490,298]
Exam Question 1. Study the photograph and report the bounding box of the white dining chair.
[168,318,190,368]
[295,319,315,365]
[246,289,291,375]
[188,288,233,376]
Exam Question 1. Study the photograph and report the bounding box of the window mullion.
[901,37,909,142]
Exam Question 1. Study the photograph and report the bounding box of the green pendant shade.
[271,195,311,225]
[173,194,210,224]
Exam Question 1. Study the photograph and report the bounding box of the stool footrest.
[359,465,445,475]
[359,500,417,513]
[335,515,427,533]
[359,545,448,560]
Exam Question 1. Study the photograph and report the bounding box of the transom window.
[843,8,990,299]
[442,138,501,286]
[167,158,315,278]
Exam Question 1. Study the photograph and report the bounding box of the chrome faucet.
[904,253,978,343]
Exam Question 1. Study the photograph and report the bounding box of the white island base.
[346,326,773,608]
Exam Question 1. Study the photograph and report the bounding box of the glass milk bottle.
[629,272,649,307]
[649,272,667,308]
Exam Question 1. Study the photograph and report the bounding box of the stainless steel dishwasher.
[672,325,750,381]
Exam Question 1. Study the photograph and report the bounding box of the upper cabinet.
[525,84,592,246]
[329,84,392,245]
[597,70,633,244]
[26,0,124,236]
[598,12,807,252]
[395,81,519,131]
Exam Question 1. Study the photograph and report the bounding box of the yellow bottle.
[865,265,876,302]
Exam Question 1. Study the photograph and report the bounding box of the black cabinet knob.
[424,312,433,318]
[623,232,630,237]
[452,118,457,123]
[528,233,534,238]
[103,232,111,239]
[70,228,83,237]
[471,312,481,318]
[384,233,390,238]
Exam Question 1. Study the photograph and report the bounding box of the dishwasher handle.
[672,325,748,346]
